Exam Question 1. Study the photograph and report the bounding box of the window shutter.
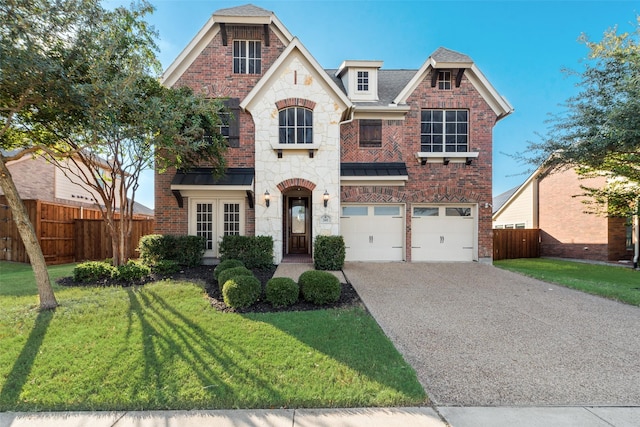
[225,98,240,148]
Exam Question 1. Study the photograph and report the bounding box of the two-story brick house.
[155,4,513,264]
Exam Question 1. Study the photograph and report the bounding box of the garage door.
[411,205,475,262]
[341,205,404,261]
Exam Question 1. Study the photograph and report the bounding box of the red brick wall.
[155,24,286,235]
[341,69,498,261]
[538,168,621,261]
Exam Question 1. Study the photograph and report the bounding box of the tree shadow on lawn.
[0,310,53,407]
[244,309,427,406]
[123,288,284,409]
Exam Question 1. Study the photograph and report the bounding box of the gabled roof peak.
[430,47,473,66]
[213,4,273,18]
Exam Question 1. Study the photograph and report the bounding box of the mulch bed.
[58,264,364,314]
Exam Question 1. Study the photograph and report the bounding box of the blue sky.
[127,0,639,209]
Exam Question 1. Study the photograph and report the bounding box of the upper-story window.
[233,40,261,74]
[357,71,369,92]
[421,110,468,152]
[437,70,451,90]
[278,107,313,144]
[359,119,382,148]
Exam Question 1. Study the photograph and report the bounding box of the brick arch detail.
[276,178,317,192]
[275,98,317,110]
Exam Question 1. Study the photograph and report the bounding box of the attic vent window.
[438,70,451,90]
[233,40,261,74]
[357,71,369,91]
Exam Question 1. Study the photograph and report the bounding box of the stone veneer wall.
[247,53,344,264]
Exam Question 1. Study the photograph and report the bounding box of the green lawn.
[0,261,426,411]
[495,258,640,306]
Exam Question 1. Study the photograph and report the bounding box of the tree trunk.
[0,157,58,310]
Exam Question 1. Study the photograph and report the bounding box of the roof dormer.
[335,60,383,102]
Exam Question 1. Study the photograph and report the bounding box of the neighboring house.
[493,167,634,262]
[0,152,154,217]
[155,4,513,264]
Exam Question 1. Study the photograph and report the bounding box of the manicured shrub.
[214,259,245,280]
[151,259,181,275]
[219,235,273,269]
[173,235,206,267]
[73,261,117,283]
[138,234,173,265]
[114,260,151,282]
[222,275,261,308]
[313,235,346,271]
[216,266,254,292]
[265,277,299,308]
[138,234,206,267]
[299,270,341,305]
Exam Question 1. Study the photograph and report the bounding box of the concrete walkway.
[2,406,640,427]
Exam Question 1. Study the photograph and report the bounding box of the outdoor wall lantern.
[264,190,270,208]
[323,190,329,207]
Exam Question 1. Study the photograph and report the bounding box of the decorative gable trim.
[160,7,293,88]
[240,37,352,113]
[393,48,513,120]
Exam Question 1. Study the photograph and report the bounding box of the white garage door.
[341,205,404,261]
[411,205,475,262]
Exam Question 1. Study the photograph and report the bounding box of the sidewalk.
[2,406,640,427]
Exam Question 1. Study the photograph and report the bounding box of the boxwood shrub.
[313,235,346,271]
[216,266,254,292]
[114,260,151,282]
[138,234,205,267]
[219,235,273,269]
[73,261,117,283]
[265,277,299,308]
[214,259,245,280]
[222,275,262,308]
[299,270,341,305]
[150,259,181,276]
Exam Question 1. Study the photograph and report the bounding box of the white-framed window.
[413,207,439,217]
[233,40,261,74]
[357,70,369,91]
[195,202,215,251]
[420,109,468,153]
[223,202,241,235]
[438,70,451,90]
[278,107,313,144]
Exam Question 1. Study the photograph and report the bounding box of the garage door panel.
[411,206,475,262]
[342,205,404,262]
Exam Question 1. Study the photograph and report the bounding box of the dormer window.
[357,71,369,92]
[438,70,451,90]
[233,40,261,74]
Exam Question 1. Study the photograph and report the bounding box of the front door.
[288,197,309,254]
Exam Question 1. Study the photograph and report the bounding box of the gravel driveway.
[343,262,640,406]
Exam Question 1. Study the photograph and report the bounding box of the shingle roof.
[431,47,473,64]
[171,168,254,186]
[325,69,415,106]
[341,162,408,177]
[213,4,272,17]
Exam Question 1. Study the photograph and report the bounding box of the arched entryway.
[282,186,312,258]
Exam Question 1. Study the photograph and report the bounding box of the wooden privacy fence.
[0,197,154,265]
[493,228,540,261]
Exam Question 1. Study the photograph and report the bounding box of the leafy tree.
[1,0,228,310]
[35,2,227,266]
[527,17,640,218]
[0,0,103,309]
